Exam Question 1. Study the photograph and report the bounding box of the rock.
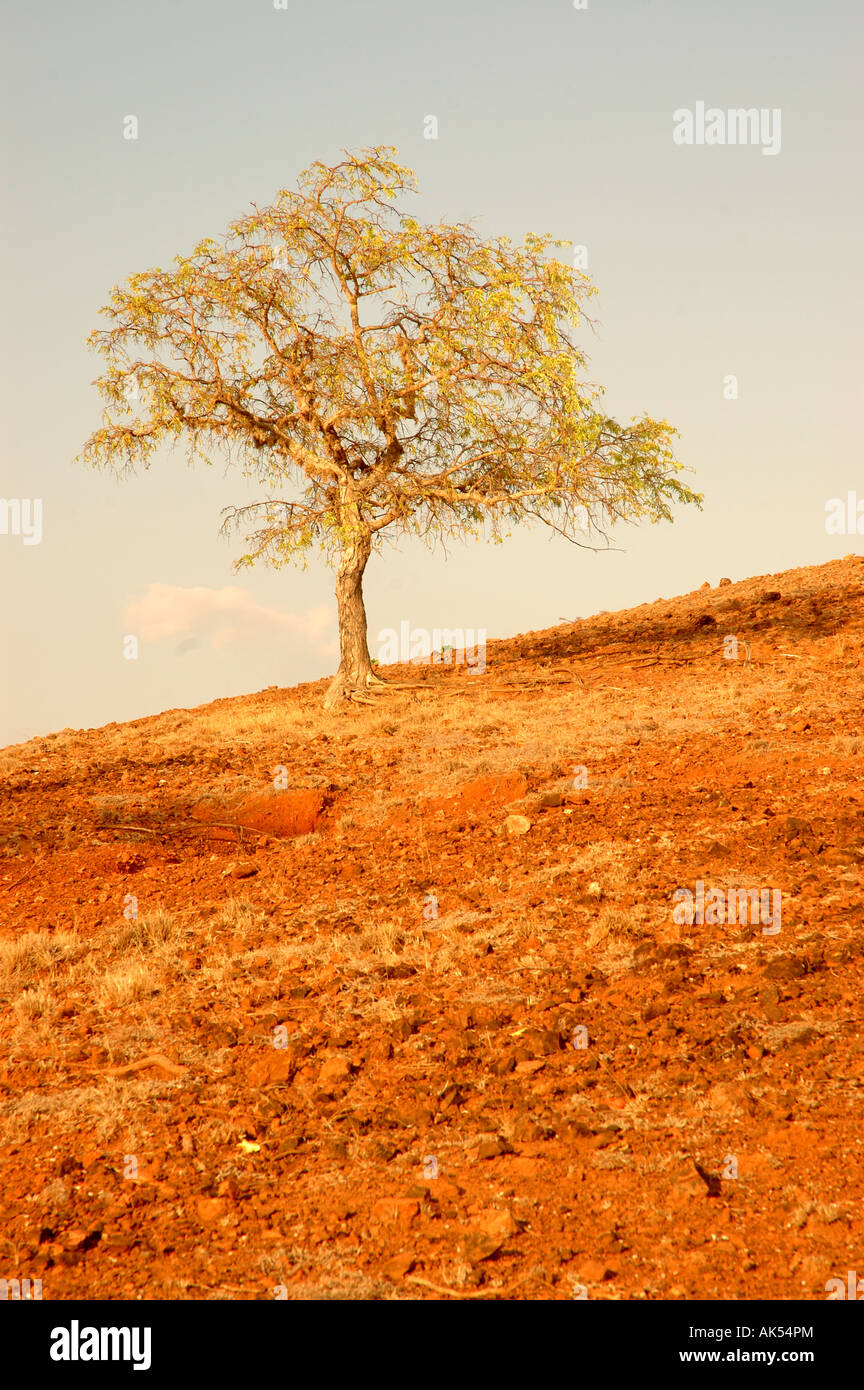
[708,1082,745,1115]
[475,1136,509,1160]
[247,1053,296,1086]
[505,814,531,837]
[370,1139,399,1162]
[669,1156,717,1199]
[512,1114,544,1143]
[464,1232,505,1263]
[521,1028,561,1057]
[576,1259,616,1283]
[588,1127,620,1150]
[473,1208,517,1241]
[195,1197,227,1223]
[539,792,564,808]
[763,954,806,981]
[219,856,256,878]
[642,999,670,1022]
[382,1252,416,1280]
[514,1057,547,1076]
[586,881,603,899]
[41,1179,70,1210]
[371,1198,419,1231]
[318,1055,352,1089]
[719,577,732,586]
[426,1178,463,1202]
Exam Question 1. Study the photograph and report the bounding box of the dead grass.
[11,985,56,1023]
[0,1077,164,1143]
[91,794,145,825]
[0,929,85,988]
[108,909,182,955]
[215,898,259,931]
[571,842,632,891]
[97,961,158,1007]
[586,906,636,951]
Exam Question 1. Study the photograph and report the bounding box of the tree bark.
[324,521,381,708]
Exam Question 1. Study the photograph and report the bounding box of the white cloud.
[125,584,338,656]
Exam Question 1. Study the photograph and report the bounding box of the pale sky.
[1,0,862,745]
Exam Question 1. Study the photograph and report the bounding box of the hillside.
[1,554,863,1301]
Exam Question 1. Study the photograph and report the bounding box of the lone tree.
[79,146,701,707]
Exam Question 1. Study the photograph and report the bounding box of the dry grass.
[108,909,182,956]
[586,906,636,951]
[215,898,259,931]
[11,985,56,1023]
[97,961,158,1007]
[0,929,85,987]
[91,794,146,824]
[571,842,632,891]
[0,1078,168,1144]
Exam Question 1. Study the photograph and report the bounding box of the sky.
[1,0,862,746]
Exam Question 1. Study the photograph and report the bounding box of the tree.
[78,146,701,707]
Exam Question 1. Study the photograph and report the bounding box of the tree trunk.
[324,523,380,708]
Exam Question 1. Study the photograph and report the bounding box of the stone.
[247,1053,296,1087]
[318,1055,352,1088]
[512,1114,544,1143]
[473,1208,517,1240]
[371,1198,419,1231]
[576,1258,615,1283]
[382,1252,416,1280]
[426,1178,463,1202]
[463,1232,505,1263]
[475,1137,508,1160]
[505,814,531,837]
[195,1197,227,1223]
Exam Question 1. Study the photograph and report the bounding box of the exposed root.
[325,669,432,707]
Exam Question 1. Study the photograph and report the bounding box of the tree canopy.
[79,145,701,704]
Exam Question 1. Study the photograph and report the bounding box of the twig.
[102,1053,188,1079]
[95,820,251,841]
[405,1274,528,1299]
[2,855,47,891]
[95,823,160,837]
[597,1054,634,1101]
[178,821,248,838]
[184,1282,264,1295]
